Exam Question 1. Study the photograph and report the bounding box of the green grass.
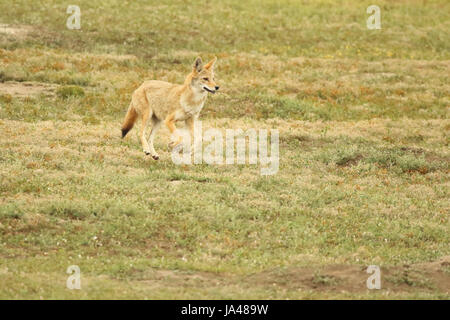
[56,85,85,99]
[0,0,449,299]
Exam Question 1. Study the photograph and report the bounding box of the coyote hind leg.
[140,109,152,156]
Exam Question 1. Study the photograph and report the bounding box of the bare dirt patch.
[246,258,450,294]
[136,257,450,295]
[0,81,56,98]
[0,24,33,40]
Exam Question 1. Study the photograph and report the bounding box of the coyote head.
[189,57,219,94]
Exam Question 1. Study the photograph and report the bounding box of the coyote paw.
[168,141,177,148]
[144,150,159,160]
[170,143,185,154]
[169,136,183,149]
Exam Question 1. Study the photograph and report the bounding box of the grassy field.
[0,0,449,299]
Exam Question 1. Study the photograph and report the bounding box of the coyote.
[121,57,219,160]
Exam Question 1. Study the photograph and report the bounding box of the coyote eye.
[203,77,209,81]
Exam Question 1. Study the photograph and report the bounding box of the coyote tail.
[121,103,138,138]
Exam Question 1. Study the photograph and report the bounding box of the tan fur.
[121,103,138,136]
[121,57,219,159]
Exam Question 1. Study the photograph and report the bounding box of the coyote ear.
[204,57,217,70]
[193,57,203,73]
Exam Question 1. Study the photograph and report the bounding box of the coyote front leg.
[186,116,200,155]
[165,112,183,148]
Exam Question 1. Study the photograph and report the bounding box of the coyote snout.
[121,57,219,160]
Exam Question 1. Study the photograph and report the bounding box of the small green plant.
[386,269,435,289]
[311,272,339,286]
[334,147,363,167]
[0,203,24,220]
[41,201,92,220]
[56,85,85,99]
